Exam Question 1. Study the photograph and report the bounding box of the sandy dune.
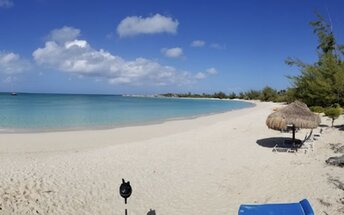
[0,101,343,214]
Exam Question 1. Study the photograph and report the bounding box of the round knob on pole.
[119,179,132,204]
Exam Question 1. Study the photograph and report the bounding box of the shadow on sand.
[256,137,302,148]
[334,124,344,131]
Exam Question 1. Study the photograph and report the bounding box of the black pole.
[292,124,296,150]
[119,179,132,215]
[292,125,295,143]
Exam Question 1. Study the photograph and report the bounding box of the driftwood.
[326,155,344,167]
[330,143,344,153]
[328,177,344,191]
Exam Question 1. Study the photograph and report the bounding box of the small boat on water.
[11,92,17,96]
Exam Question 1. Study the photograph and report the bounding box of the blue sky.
[0,0,343,94]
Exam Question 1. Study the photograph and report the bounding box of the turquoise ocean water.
[0,93,254,131]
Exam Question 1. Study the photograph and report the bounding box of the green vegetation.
[324,106,342,127]
[260,87,277,101]
[213,91,227,99]
[160,92,230,99]
[310,106,325,113]
[160,85,298,103]
[286,14,344,107]
[161,14,344,123]
[161,87,288,102]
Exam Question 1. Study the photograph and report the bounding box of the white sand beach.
[0,101,343,215]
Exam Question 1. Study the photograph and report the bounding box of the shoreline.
[0,100,258,153]
[0,99,255,134]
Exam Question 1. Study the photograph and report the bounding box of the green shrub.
[260,86,277,102]
[324,106,341,127]
[244,90,261,100]
[228,92,236,99]
[213,91,227,99]
[310,106,324,113]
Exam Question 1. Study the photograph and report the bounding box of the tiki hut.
[266,101,321,147]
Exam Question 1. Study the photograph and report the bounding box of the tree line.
[160,87,292,102]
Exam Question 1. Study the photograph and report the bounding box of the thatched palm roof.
[266,101,321,130]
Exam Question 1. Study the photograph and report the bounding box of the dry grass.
[266,101,321,130]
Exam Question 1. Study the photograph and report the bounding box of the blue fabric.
[238,199,314,215]
[299,199,314,215]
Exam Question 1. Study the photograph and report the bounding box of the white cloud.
[191,40,205,47]
[161,47,183,58]
[48,26,81,43]
[117,14,179,37]
[33,27,198,86]
[195,67,218,80]
[206,67,218,75]
[0,51,31,74]
[0,0,13,8]
[195,72,206,80]
[210,43,226,50]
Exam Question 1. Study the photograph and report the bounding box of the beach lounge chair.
[238,199,314,215]
[301,128,323,152]
[312,128,323,140]
[300,131,314,152]
[299,142,313,153]
[272,138,303,153]
[313,133,320,140]
[272,144,296,153]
